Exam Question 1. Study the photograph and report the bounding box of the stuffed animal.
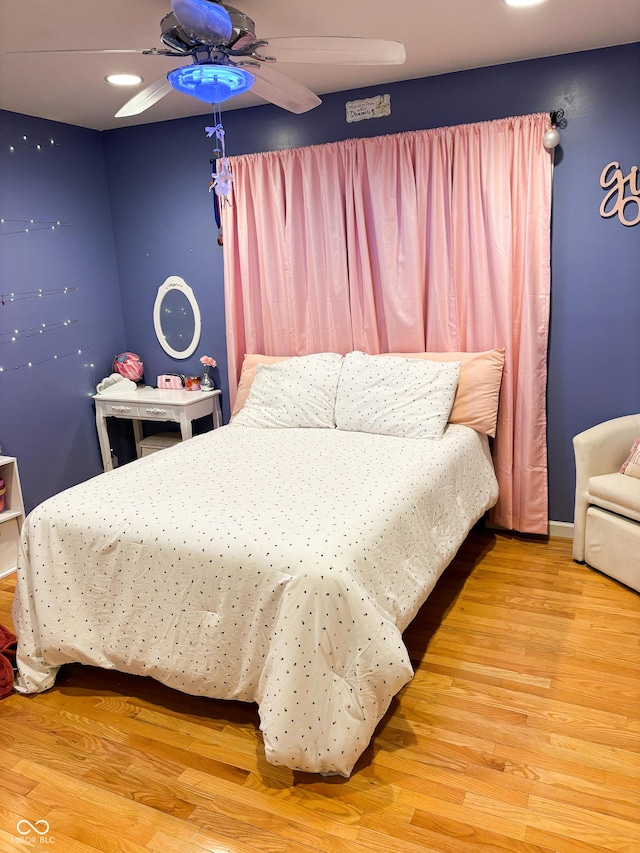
[0,624,17,699]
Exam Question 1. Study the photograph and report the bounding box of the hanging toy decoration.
[213,154,233,199]
[206,104,233,247]
[211,178,223,246]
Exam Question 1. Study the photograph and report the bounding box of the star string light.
[2,133,59,152]
[1,286,78,305]
[0,218,69,237]
[0,319,78,344]
[0,347,98,394]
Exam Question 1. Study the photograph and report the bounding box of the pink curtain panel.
[222,113,553,533]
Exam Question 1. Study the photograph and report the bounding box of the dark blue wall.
[0,112,126,512]
[102,118,228,421]
[2,44,639,521]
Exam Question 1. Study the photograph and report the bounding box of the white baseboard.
[487,520,574,539]
[0,566,17,580]
[548,521,574,539]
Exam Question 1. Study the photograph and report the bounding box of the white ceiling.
[1,0,638,131]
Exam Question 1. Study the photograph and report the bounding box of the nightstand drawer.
[138,404,179,421]
[102,402,179,421]
[103,402,141,418]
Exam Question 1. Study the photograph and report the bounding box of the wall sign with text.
[345,94,391,123]
[600,161,639,227]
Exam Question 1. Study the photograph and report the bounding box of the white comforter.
[13,423,498,776]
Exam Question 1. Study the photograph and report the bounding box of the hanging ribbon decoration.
[206,100,233,247]
[212,183,222,245]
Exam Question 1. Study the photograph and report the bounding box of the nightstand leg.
[179,412,193,441]
[132,420,144,458]
[212,396,222,429]
[96,414,113,472]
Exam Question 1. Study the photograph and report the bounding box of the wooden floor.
[0,529,639,853]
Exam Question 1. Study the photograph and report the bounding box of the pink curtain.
[222,114,553,533]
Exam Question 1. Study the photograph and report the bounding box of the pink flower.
[199,355,217,368]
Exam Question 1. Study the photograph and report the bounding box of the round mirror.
[153,276,201,359]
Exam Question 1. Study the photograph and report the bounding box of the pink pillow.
[620,437,640,479]
[381,349,505,436]
[232,354,290,419]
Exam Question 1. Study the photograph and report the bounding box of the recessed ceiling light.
[105,74,143,87]
[504,0,548,6]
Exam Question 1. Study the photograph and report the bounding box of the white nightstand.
[0,456,25,578]
[93,387,222,471]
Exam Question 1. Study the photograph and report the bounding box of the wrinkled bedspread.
[13,423,498,775]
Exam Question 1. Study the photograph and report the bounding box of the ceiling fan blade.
[171,0,233,44]
[0,48,149,56]
[243,62,321,114]
[115,77,173,118]
[255,37,406,65]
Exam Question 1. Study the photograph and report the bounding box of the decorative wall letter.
[599,161,640,227]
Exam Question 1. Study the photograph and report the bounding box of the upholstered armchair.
[573,413,640,593]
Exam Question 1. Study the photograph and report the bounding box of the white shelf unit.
[0,456,25,578]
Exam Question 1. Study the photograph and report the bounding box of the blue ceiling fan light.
[167,64,255,103]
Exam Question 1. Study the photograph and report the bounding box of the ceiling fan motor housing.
[161,3,257,53]
[160,12,201,53]
[171,0,238,45]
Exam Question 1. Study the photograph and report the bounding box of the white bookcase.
[0,456,25,578]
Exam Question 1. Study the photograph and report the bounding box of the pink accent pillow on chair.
[620,437,640,479]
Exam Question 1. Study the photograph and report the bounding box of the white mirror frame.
[153,275,202,359]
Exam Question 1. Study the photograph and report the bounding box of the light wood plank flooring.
[0,529,638,853]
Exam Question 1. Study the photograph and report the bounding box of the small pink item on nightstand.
[157,374,185,390]
[185,376,201,391]
[113,352,144,382]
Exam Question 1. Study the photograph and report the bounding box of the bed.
[13,350,502,776]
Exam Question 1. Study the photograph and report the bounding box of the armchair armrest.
[573,413,640,561]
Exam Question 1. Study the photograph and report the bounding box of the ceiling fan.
[129,0,406,117]
[4,0,406,119]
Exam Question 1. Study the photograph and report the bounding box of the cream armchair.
[573,413,640,593]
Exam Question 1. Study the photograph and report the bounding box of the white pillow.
[335,350,460,439]
[232,352,343,429]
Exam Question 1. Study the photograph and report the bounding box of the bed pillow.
[232,354,291,419]
[233,348,506,435]
[335,350,460,439]
[620,437,640,479]
[382,349,505,436]
[232,352,343,429]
